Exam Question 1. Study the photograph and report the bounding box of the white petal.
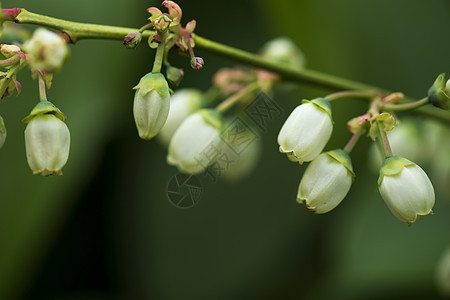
[298,153,352,213]
[168,112,222,174]
[25,114,70,175]
[133,90,170,140]
[379,163,435,223]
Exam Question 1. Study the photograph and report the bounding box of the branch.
[5,8,450,124]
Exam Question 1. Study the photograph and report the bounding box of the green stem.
[38,73,47,101]
[7,8,450,124]
[376,120,392,158]
[343,127,364,154]
[381,97,429,112]
[325,90,384,102]
[152,39,166,73]
[216,82,259,113]
[138,22,153,33]
[163,39,176,67]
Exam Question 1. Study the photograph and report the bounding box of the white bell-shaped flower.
[24,101,70,176]
[297,149,354,214]
[278,98,333,164]
[23,28,69,73]
[378,156,435,225]
[157,89,204,146]
[167,109,222,174]
[133,72,170,140]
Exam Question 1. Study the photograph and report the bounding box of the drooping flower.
[167,109,222,174]
[297,149,354,214]
[378,156,435,225]
[157,88,204,146]
[23,101,70,176]
[278,98,333,164]
[133,72,170,140]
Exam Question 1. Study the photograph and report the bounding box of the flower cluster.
[277,88,440,225]
[0,27,70,176]
[0,1,446,228]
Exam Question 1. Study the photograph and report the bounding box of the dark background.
[0,0,449,299]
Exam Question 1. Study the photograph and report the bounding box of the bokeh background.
[0,0,449,299]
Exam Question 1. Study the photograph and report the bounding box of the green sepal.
[377,155,415,186]
[368,113,396,141]
[199,109,223,130]
[133,72,169,98]
[22,101,66,123]
[427,73,449,111]
[302,97,332,119]
[377,112,396,132]
[326,149,355,180]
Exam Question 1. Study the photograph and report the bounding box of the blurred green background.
[0,0,449,299]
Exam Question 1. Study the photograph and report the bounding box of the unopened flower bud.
[190,57,204,70]
[123,31,142,49]
[260,37,306,69]
[166,65,184,86]
[378,156,435,225]
[297,149,354,214]
[278,98,333,164]
[133,72,170,140]
[23,28,69,73]
[0,115,6,149]
[167,109,223,174]
[428,73,449,111]
[0,44,21,58]
[157,89,204,146]
[23,101,70,176]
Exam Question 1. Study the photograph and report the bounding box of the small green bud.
[428,73,449,111]
[190,57,204,70]
[133,72,170,140]
[166,66,184,86]
[123,31,142,49]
